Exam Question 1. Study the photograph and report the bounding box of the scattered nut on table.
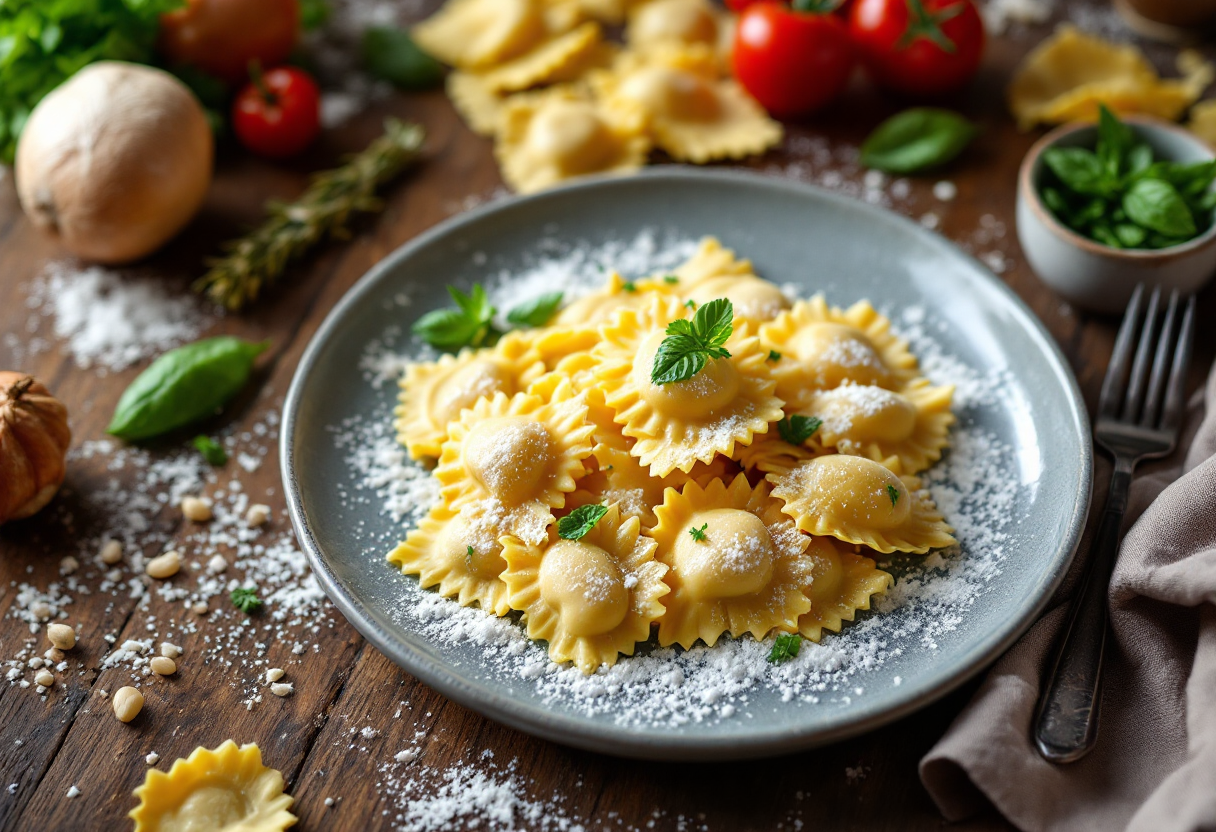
[160,643,182,659]
[180,496,212,522]
[99,539,123,565]
[246,503,271,528]
[59,556,78,574]
[270,682,293,697]
[112,686,144,723]
[145,551,181,579]
[206,554,227,574]
[46,622,76,650]
[265,667,284,683]
[149,656,177,676]
[34,669,54,687]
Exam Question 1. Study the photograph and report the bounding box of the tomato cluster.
[731,0,985,118]
[159,0,321,158]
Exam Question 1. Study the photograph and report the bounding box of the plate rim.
[281,167,1093,760]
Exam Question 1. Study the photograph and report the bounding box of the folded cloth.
[920,360,1216,832]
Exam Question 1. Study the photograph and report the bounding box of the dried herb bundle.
[195,118,425,311]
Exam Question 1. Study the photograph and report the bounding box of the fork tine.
[1121,285,1161,423]
[1140,290,1180,429]
[1160,295,1196,432]
[1099,284,1145,420]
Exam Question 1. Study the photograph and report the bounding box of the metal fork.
[1034,284,1196,764]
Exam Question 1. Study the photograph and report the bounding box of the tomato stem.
[897,0,964,53]
[790,0,842,12]
[248,59,278,107]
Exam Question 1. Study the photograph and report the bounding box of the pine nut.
[46,623,76,650]
[59,556,78,575]
[145,551,181,579]
[270,682,293,697]
[34,670,54,687]
[150,657,176,676]
[265,668,284,683]
[112,687,143,723]
[206,555,227,574]
[181,496,212,522]
[100,540,123,565]
[246,504,271,528]
[45,648,64,663]
[160,643,182,659]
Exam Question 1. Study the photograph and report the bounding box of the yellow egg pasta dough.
[592,293,784,477]
[130,741,296,832]
[502,504,669,671]
[767,455,955,554]
[413,0,553,70]
[1008,25,1214,130]
[649,474,811,649]
[386,237,961,674]
[496,87,650,193]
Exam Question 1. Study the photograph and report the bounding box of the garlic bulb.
[14,61,213,264]
[0,373,71,525]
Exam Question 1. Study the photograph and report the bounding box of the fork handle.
[1033,458,1133,763]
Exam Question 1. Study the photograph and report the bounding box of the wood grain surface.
[1,3,1213,830]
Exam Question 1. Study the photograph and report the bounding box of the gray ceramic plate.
[282,168,1091,760]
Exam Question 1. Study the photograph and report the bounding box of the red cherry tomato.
[159,0,300,84]
[732,1,855,118]
[233,66,321,159]
[848,0,984,97]
[724,0,766,10]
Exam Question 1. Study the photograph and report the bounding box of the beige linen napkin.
[920,360,1216,832]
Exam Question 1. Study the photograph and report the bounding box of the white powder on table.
[336,234,1030,730]
[26,263,208,372]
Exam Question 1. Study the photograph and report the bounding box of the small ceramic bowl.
[1016,116,1216,314]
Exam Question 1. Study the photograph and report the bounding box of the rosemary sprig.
[194,118,426,311]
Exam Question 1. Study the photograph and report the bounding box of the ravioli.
[592,293,785,477]
[502,504,669,672]
[767,455,955,554]
[649,474,812,648]
[625,0,731,68]
[1008,25,1213,129]
[395,331,547,460]
[803,378,954,474]
[797,536,893,642]
[130,741,295,832]
[760,296,918,407]
[433,383,595,545]
[596,49,783,163]
[496,87,650,193]
[388,501,513,616]
[413,0,552,70]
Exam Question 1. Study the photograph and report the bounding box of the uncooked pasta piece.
[648,474,811,648]
[592,293,784,477]
[129,741,296,832]
[767,455,955,554]
[495,87,650,193]
[502,504,668,672]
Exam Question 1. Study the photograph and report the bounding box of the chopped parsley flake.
[621,281,637,293]
[688,523,708,542]
[663,275,680,284]
[887,484,900,507]
[768,633,801,664]
[768,350,781,362]
[778,414,822,446]
[230,588,262,614]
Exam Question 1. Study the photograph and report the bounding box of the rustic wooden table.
[2,4,1214,830]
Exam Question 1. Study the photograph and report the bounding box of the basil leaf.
[777,414,822,446]
[363,27,444,91]
[506,292,563,328]
[300,0,330,31]
[1125,143,1153,177]
[413,285,498,350]
[1097,104,1134,178]
[860,108,978,174]
[693,298,734,350]
[651,335,708,385]
[1091,222,1123,249]
[649,300,735,385]
[1043,147,1109,196]
[108,337,269,441]
[558,504,609,540]
[1113,223,1147,248]
[1123,178,1196,238]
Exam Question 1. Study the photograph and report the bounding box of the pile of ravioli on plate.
[389,238,958,674]
[411,0,783,193]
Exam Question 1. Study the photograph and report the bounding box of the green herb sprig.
[778,414,823,446]
[196,119,425,311]
[193,436,228,466]
[651,299,733,385]
[558,504,610,541]
[887,484,900,507]
[230,588,262,614]
[1039,105,1215,249]
[413,285,498,350]
[506,292,563,328]
[688,523,708,542]
[768,633,802,664]
[362,27,444,91]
